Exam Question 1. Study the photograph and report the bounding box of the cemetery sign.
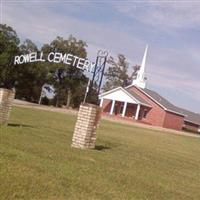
[14,52,95,73]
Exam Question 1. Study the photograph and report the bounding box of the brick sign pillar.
[0,88,15,125]
[72,103,102,149]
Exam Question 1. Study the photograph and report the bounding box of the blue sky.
[1,0,200,113]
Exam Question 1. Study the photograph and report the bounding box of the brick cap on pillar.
[81,103,100,108]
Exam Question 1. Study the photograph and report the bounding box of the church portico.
[99,87,151,121]
[100,99,151,123]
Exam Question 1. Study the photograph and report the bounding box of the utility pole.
[83,79,90,103]
[38,84,46,105]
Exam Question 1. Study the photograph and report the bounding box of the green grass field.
[1,107,200,200]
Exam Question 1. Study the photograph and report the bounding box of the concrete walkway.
[13,99,200,138]
[13,99,78,115]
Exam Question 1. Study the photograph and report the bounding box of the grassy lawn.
[1,107,200,200]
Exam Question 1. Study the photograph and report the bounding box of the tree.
[15,39,50,102]
[0,24,89,107]
[0,24,20,89]
[42,35,88,107]
[102,54,134,91]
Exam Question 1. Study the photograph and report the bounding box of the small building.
[99,46,200,133]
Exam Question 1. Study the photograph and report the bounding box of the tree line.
[0,24,139,108]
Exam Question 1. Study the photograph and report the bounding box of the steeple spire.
[132,45,148,89]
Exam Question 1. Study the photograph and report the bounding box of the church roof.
[124,88,150,107]
[138,87,200,125]
[140,88,185,116]
[99,87,151,107]
[176,107,200,125]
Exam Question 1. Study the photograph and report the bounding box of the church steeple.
[132,45,148,89]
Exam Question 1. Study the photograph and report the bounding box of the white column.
[135,104,140,120]
[122,102,127,117]
[99,98,103,107]
[110,100,115,115]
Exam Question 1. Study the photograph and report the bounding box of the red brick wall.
[102,99,112,113]
[102,99,137,117]
[163,111,184,131]
[102,100,138,117]
[126,103,137,117]
[127,86,166,127]
[114,101,122,115]
[183,121,199,133]
[139,105,152,123]
[102,100,125,116]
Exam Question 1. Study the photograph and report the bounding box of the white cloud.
[148,63,200,101]
[114,2,200,31]
[3,1,145,59]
